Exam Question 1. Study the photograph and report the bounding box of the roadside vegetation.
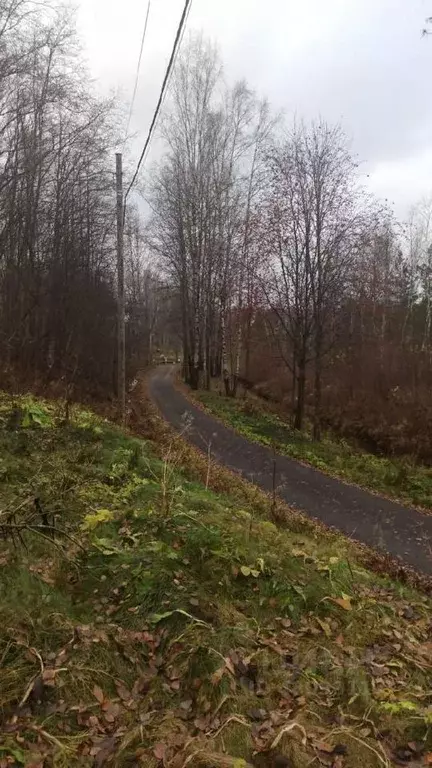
[0,392,432,767]
[193,390,432,511]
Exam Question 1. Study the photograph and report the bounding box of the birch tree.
[150,35,270,390]
[262,121,365,435]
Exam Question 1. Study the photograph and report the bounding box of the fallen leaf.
[224,656,236,676]
[42,668,57,687]
[332,596,352,611]
[194,716,208,731]
[115,681,131,702]
[211,666,225,685]
[93,685,105,704]
[154,743,166,761]
[93,736,117,767]
[316,618,332,637]
[102,700,120,723]
[332,757,344,768]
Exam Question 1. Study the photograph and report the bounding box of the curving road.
[148,366,432,575]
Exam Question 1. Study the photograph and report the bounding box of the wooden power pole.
[116,152,126,424]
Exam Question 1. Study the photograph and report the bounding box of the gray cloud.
[77,0,432,217]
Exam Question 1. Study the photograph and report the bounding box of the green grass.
[195,389,432,510]
[0,392,431,766]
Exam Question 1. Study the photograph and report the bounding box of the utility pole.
[116,152,126,425]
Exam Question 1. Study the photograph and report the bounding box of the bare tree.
[261,121,366,435]
[0,0,137,400]
[149,35,270,391]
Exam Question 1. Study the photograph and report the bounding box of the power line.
[124,0,151,145]
[124,0,192,205]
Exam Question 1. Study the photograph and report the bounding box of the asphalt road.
[148,366,432,575]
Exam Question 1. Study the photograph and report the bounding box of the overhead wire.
[124,0,152,145]
[124,0,193,206]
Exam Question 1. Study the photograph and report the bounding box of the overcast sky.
[77,0,432,219]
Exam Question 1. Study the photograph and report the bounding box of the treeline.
[0,0,163,400]
[150,36,432,460]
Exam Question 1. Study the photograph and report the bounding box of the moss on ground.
[0,392,431,766]
[194,389,432,511]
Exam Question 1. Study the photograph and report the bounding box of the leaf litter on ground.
[0,392,431,766]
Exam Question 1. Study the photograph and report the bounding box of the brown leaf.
[55,648,68,667]
[153,742,166,761]
[93,736,117,767]
[332,757,344,768]
[424,754,432,765]
[102,700,120,723]
[42,668,57,687]
[87,714,101,729]
[194,716,209,731]
[211,666,225,685]
[115,681,131,702]
[331,596,352,611]
[224,656,236,676]
[93,684,105,704]
[316,618,332,637]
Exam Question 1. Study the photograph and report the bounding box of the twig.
[19,675,40,708]
[27,645,44,673]
[346,558,357,591]
[270,721,307,748]
[30,726,67,752]
[330,729,390,766]
[181,751,203,768]
[211,715,251,740]
[0,496,33,520]
[1,522,86,554]
[213,694,231,717]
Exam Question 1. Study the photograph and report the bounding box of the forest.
[2,0,432,462]
[148,37,432,462]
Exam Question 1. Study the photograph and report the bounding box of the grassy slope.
[0,394,432,767]
[195,390,432,511]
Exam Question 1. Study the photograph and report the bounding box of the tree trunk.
[313,332,322,441]
[294,356,306,431]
